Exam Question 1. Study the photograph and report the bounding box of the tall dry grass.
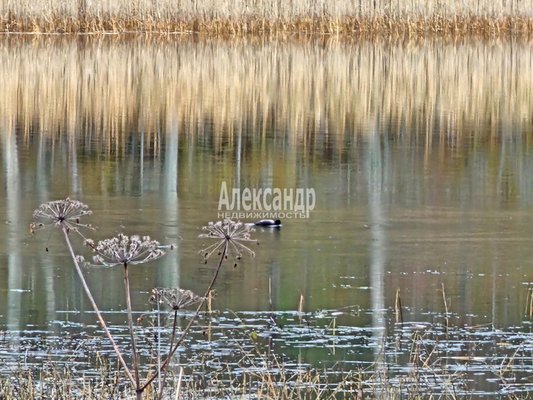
[0,0,532,34]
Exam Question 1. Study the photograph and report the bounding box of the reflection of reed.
[1,36,531,153]
[0,1,532,34]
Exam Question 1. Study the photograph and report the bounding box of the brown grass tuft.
[0,1,532,36]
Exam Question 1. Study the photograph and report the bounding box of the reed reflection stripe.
[0,37,532,148]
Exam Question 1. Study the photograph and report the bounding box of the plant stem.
[141,243,228,391]
[157,308,178,400]
[441,282,450,336]
[156,299,162,397]
[175,367,184,400]
[123,264,141,398]
[61,226,135,386]
[395,288,403,324]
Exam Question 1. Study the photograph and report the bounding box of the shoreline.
[1,15,532,37]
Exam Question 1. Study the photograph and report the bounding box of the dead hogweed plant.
[139,218,259,397]
[30,198,258,399]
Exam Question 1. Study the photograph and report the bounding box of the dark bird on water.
[254,219,282,228]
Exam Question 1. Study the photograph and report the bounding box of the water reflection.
[0,37,532,359]
[366,124,388,385]
[1,114,23,330]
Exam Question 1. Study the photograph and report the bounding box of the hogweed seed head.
[150,288,203,310]
[198,219,257,262]
[91,233,168,268]
[31,198,93,234]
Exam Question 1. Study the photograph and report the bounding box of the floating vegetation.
[0,308,531,398]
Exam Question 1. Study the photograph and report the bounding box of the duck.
[254,219,282,228]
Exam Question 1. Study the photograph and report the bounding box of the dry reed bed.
[1,36,532,151]
[0,0,533,35]
[1,15,533,36]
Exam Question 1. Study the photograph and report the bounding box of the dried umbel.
[150,288,203,311]
[199,219,257,262]
[91,233,167,267]
[31,198,93,233]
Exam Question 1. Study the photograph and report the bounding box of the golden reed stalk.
[0,0,532,35]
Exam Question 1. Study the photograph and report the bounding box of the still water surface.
[0,35,532,395]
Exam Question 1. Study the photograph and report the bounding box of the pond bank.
[1,0,533,36]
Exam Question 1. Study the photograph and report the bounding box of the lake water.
[0,35,532,396]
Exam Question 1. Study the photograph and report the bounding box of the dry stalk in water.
[298,292,305,324]
[525,287,533,318]
[441,282,450,334]
[395,287,403,325]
